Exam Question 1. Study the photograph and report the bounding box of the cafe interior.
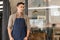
[2,0,60,40]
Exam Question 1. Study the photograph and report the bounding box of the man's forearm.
[7,27,12,38]
[26,29,30,37]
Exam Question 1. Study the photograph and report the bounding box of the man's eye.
[20,6,23,8]
[22,7,24,8]
[20,6,22,8]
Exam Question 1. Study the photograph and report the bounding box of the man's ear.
[17,6,19,10]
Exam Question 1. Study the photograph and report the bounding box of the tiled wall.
[49,0,60,24]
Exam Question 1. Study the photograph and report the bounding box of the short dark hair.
[17,2,24,6]
[52,24,56,27]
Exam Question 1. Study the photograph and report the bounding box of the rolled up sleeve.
[8,15,13,29]
[26,17,31,30]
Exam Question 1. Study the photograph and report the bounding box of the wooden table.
[29,32,46,40]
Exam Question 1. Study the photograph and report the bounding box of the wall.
[9,0,25,14]
[49,0,60,6]
[49,0,60,24]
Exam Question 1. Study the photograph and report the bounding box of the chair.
[53,27,60,40]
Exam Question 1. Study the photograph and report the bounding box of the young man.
[7,2,31,40]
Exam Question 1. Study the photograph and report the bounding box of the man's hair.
[17,2,24,6]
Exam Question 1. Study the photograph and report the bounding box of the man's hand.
[24,36,28,40]
[10,37,14,40]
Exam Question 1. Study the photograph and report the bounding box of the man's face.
[17,4,25,13]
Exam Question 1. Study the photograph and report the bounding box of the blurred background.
[1,0,60,40]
